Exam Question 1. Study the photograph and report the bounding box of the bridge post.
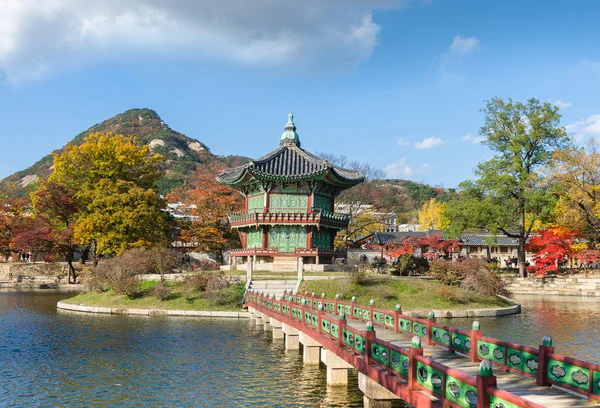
[408,336,424,390]
[350,296,356,319]
[393,304,401,333]
[477,360,497,407]
[470,321,482,362]
[282,323,300,350]
[337,312,346,348]
[536,335,555,386]
[270,317,283,340]
[299,331,322,365]
[321,348,353,386]
[426,311,435,345]
[254,310,264,326]
[369,299,375,323]
[358,372,400,408]
[364,322,375,366]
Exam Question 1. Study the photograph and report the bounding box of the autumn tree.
[418,198,450,231]
[29,181,80,282]
[168,164,243,259]
[526,227,581,276]
[445,98,568,277]
[49,133,169,256]
[318,153,414,246]
[549,140,600,242]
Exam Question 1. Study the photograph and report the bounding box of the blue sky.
[1,0,599,187]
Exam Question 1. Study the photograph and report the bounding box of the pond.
[1,291,598,407]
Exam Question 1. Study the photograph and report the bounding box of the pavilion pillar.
[297,257,304,282]
[321,348,353,386]
[358,372,400,408]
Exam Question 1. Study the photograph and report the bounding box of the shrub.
[430,258,511,297]
[149,282,171,301]
[206,275,228,292]
[391,255,429,276]
[343,264,367,285]
[429,259,466,285]
[194,259,220,272]
[183,273,213,292]
[206,282,245,306]
[461,262,511,297]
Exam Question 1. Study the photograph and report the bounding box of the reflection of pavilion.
[217,114,364,268]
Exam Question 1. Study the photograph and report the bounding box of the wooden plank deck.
[344,318,595,407]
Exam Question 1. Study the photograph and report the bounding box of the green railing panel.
[354,334,366,354]
[304,311,311,324]
[451,332,471,354]
[390,350,409,377]
[477,341,505,364]
[292,307,300,319]
[445,375,477,408]
[342,329,354,348]
[383,313,394,328]
[337,304,344,313]
[312,300,319,309]
[353,307,370,320]
[282,304,289,315]
[416,361,444,396]
[331,323,339,339]
[322,318,331,334]
[593,370,600,396]
[323,302,335,312]
[412,321,427,338]
[370,342,389,367]
[489,395,520,408]
[506,348,538,375]
[431,327,451,347]
[344,305,351,314]
[398,318,412,333]
[311,313,318,327]
[372,311,385,325]
[547,359,591,391]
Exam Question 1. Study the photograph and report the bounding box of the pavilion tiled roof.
[216,114,364,187]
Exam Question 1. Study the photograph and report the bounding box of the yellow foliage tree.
[549,140,600,241]
[49,133,168,256]
[417,198,450,231]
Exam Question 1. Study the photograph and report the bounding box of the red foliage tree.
[526,227,581,277]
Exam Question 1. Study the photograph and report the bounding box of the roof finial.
[280,112,300,147]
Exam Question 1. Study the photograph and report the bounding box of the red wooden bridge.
[245,291,599,407]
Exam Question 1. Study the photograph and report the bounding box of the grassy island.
[299,276,513,312]
[63,279,246,312]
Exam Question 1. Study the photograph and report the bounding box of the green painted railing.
[247,290,600,405]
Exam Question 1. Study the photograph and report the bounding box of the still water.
[0,292,598,407]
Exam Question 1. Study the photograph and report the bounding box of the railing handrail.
[245,291,553,408]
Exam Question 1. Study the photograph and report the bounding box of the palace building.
[217,114,364,269]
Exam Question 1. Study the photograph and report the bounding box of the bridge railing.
[246,290,549,408]
[248,290,600,404]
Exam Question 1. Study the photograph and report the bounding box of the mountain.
[1,108,249,197]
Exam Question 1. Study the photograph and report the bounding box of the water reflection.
[0,290,373,407]
[440,295,600,364]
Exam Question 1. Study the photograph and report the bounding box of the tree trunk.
[518,201,526,278]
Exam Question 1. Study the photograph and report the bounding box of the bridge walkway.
[344,317,594,407]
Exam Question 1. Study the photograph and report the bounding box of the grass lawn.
[62,281,245,312]
[299,275,513,312]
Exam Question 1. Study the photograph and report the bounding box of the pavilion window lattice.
[247,194,265,213]
[269,194,308,213]
[312,228,332,249]
[247,229,263,248]
[269,226,307,252]
[313,195,332,212]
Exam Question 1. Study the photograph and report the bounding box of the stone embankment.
[0,263,66,281]
[505,275,600,296]
[56,301,251,318]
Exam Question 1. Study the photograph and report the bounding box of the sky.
[1,0,599,188]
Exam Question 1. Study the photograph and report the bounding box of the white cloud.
[414,137,442,149]
[554,100,572,109]
[448,35,480,56]
[397,138,410,146]
[0,0,405,84]
[565,114,600,141]
[385,158,428,179]
[462,134,486,144]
